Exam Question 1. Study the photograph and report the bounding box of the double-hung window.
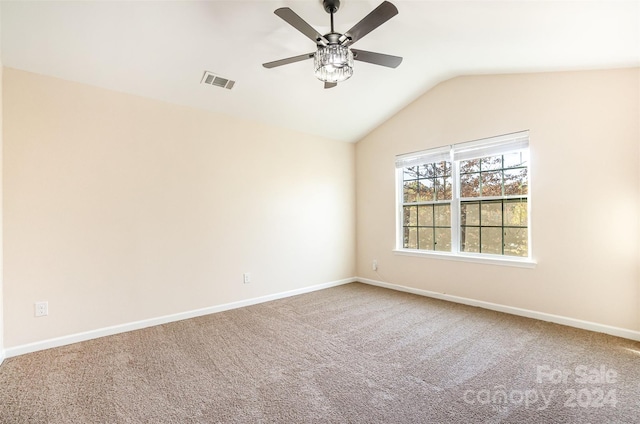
[396,131,531,264]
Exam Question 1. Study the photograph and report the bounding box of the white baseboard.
[357,277,640,342]
[6,275,637,359]
[4,277,355,359]
[0,349,5,366]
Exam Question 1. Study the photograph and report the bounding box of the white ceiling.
[2,1,639,143]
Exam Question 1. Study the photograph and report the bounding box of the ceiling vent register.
[201,71,235,90]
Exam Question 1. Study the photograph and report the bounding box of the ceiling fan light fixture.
[264,1,401,88]
[314,44,353,83]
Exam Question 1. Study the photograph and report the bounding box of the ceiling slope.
[2,1,639,142]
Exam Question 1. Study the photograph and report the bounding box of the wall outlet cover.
[35,301,48,317]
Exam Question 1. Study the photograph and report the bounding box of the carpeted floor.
[1,282,639,423]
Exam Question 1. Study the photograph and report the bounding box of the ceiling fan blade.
[263,53,315,69]
[345,1,398,45]
[352,49,402,68]
[324,82,337,89]
[274,8,328,45]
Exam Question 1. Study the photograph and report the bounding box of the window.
[402,160,452,251]
[396,131,531,263]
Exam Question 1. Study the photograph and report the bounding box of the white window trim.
[395,131,535,268]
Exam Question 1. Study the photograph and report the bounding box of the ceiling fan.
[263,0,402,89]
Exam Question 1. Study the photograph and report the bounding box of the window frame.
[394,131,535,268]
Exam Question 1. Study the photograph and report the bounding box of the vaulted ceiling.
[3,1,639,142]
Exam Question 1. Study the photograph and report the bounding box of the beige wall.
[356,68,640,332]
[4,66,639,351]
[3,68,356,348]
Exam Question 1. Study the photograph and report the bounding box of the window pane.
[460,202,479,226]
[435,228,451,251]
[434,161,451,177]
[481,227,503,254]
[423,163,437,178]
[504,228,528,257]
[403,181,418,203]
[481,201,502,226]
[418,227,434,251]
[503,151,529,169]
[404,227,418,249]
[504,200,527,227]
[481,171,502,197]
[417,164,430,178]
[403,206,417,226]
[460,173,480,198]
[504,168,528,196]
[460,159,480,173]
[481,155,502,171]
[435,177,452,201]
[417,178,435,202]
[417,205,433,226]
[434,204,451,227]
[403,166,419,181]
[461,227,480,253]
[444,176,453,200]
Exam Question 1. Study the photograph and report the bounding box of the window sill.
[392,249,537,268]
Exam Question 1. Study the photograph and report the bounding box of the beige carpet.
[1,282,639,423]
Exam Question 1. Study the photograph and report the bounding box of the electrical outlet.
[372,260,378,271]
[243,273,251,284]
[35,301,48,317]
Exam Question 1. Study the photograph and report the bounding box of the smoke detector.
[201,71,235,90]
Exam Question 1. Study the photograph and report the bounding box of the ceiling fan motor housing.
[324,33,342,44]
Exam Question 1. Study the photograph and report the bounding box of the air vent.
[201,71,235,90]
